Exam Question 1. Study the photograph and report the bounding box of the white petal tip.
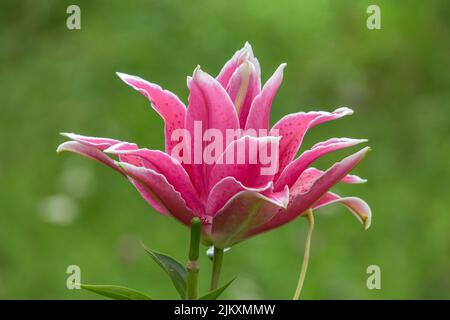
[56,144,66,153]
[335,107,354,115]
[363,217,371,230]
[116,72,131,81]
[60,132,75,139]
[56,141,77,154]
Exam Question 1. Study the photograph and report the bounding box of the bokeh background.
[1,0,449,299]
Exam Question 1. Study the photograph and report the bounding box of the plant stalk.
[293,209,314,300]
[210,247,224,291]
[186,217,201,300]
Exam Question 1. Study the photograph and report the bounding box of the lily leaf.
[142,242,187,299]
[80,284,152,300]
[198,278,235,300]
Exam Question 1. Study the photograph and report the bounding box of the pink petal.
[117,162,198,226]
[210,183,289,248]
[57,141,124,176]
[57,133,139,175]
[208,135,281,190]
[245,63,286,131]
[105,144,170,215]
[246,146,370,237]
[116,72,186,155]
[271,107,354,179]
[106,147,204,215]
[206,177,273,216]
[305,167,367,184]
[57,135,172,214]
[274,138,367,190]
[216,42,257,89]
[226,60,261,127]
[60,133,122,151]
[127,179,169,215]
[185,67,240,198]
[314,192,372,229]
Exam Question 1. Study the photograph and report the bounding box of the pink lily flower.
[57,43,371,249]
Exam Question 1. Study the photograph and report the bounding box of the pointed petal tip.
[345,174,368,184]
[363,216,371,230]
[192,65,207,81]
[60,132,75,139]
[280,185,290,209]
[242,42,254,57]
[56,142,68,153]
[116,71,134,83]
[335,106,354,115]
[272,63,287,76]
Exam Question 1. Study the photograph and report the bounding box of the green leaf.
[198,278,235,300]
[80,284,152,300]
[141,242,187,299]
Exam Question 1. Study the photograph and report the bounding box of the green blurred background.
[1,0,449,299]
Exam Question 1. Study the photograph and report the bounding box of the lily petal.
[246,147,370,237]
[206,177,273,216]
[185,67,240,199]
[305,167,367,184]
[117,162,198,226]
[274,138,367,190]
[226,60,261,127]
[60,133,122,150]
[116,72,186,155]
[106,148,204,215]
[57,136,170,214]
[208,135,281,190]
[216,42,256,88]
[245,63,286,131]
[271,107,354,178]
[210,183,289,248]
[314,192,372,229]
[57,141,124,176]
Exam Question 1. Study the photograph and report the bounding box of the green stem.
[210,247,224,291]
[186,217,201,300]
[293,209,314,300]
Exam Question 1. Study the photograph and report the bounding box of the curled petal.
[57,136,170,213]
[57,141,124,176]
[106,148,204,215]
[275,138,367,190]
[246,147,370,237]
[60,133,123,150]
[208,135,281,190]
[245,63,286,131]
[117,162,197,226]
[216,42,257,88]
[116,72,186,155]
[210,184,289,248]
[271,107,354,178]
[206,177,273,216]
[314,192,372,229]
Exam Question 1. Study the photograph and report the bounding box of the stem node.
[186,217,202,300]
